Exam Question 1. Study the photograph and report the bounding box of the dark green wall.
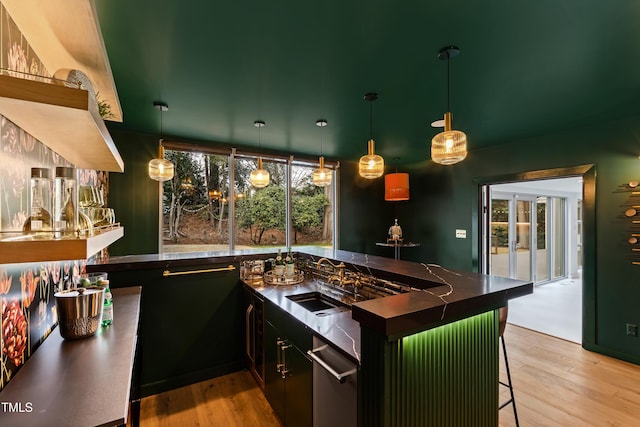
[339,115,640,364]
[338,163,393,257]
[108,115,640,364]
[108,126,160,256]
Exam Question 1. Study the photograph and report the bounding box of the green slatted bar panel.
[359,310,499,427]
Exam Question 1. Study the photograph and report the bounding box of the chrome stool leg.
[499,334,519,427]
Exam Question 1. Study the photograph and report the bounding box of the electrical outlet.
[626,323,638,337]
[455,229,466,239]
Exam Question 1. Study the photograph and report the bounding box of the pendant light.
[358,92,384,179]
[313,119,332,187]
[385,171,410,201]
[431,46,468,165]
[249,120,270,188]
[148,101,175,181]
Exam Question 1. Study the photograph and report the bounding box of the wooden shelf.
[2,0,123,123]
[0,226,124,264]
[0,74,124,172]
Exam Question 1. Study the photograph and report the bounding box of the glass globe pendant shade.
[431,112,467,165]
[148,145,174,181]
[359,139,384,179]
[250,157,270,188]
[148,159,174,181]
[384,172,410,201]
[313,156,332,187]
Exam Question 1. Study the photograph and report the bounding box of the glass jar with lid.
[53,167,77,237]
[29,167,53,236]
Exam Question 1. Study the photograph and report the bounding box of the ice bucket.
[54,286,105,340]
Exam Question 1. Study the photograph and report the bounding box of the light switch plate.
[455,229,466,239]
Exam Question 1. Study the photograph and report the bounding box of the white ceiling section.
[491,177,583,198]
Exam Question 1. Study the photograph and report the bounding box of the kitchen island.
[89,247,532,426]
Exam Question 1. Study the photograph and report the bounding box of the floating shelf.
[0,74,124,172]
[2,0,123,122]
[0,226,124,264]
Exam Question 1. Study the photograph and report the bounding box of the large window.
[290,161,333,248]
[233,156,287,249]
[160,145,336,253]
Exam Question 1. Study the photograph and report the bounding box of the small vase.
[274,265,285,277]
[285,263,295,277]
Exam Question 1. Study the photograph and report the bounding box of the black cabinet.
[264,300,312,427]
[244,286,265,388]
[104,262,245,396]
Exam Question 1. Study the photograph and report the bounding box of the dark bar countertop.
[91,247,531,362]
[243,277,363,363]
[0,287,141,427]
[241,250,532,361]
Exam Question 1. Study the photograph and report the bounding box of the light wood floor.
[138,325,640,426]
[498,325,640,426]
[138,370,281,427]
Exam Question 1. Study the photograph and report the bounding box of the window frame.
[159,142,339,253]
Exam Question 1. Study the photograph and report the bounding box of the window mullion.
[286,155,293,249]
[229,148,236,251]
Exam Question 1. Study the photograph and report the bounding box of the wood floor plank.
[499,325,640,427]
[140,382,201,427]
[140,370,281,427]
[191,379,237,427]
[515,364,640,426]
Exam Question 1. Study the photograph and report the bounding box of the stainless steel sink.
[286,292,349,316]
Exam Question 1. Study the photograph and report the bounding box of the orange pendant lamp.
[385,172,410,201]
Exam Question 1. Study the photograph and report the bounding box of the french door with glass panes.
[490,193,535,282]
[535,196,567,283]
[488,191,566,284]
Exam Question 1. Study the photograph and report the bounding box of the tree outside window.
[161,149,334,253]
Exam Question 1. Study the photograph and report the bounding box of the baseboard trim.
[582,342,640,366]
[140,360,246,397]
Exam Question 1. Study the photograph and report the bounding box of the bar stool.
[499,305,519,427]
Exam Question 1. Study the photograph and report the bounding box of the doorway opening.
[481,177,583,343]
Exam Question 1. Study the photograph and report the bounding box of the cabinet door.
[254,294,265,382]
[244,287,265,385]
[284,344,313,427]
[264,320,286,423]
[244,288,256,366]
[107,263,244,396]
[264,300,313,427]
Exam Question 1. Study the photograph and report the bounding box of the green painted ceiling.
[94,0,640,166]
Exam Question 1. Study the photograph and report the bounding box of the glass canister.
[29,167,52,235]
[54,167,77,237]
